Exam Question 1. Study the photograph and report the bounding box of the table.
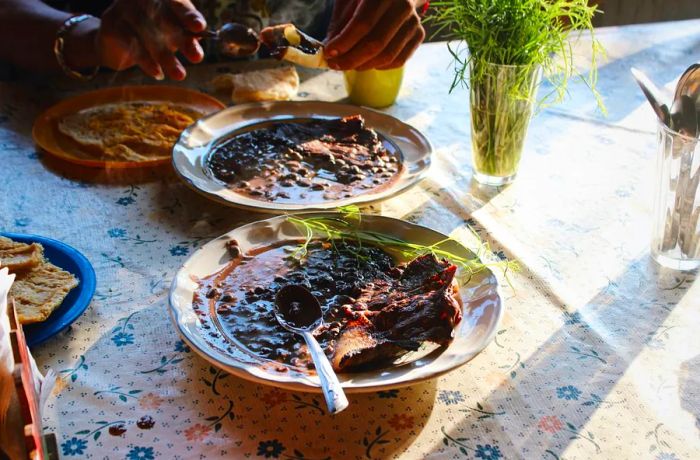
[1,19,699,460]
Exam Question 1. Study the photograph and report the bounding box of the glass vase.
[470,62,542,186]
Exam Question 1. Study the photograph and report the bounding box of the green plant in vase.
[430,0,605,185]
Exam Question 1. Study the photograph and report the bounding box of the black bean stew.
[206,115,402,204]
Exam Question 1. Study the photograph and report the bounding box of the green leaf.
[205,416,218,421]
[96,421,108,425]
[93,431,101,441]
[376,426,382,435]
[75,430,90,435]
[119,395,127,402]
[363,438,369,446]
[228,412,235,420]
[210,366,217,375]
[459,447,468,456]
[129,390,142,395]
[171,358,184,364]
[571,346,580,352]
[81,364,88,370]
[566,422,577,431]
[476,402,483,410]
[377,440,390,445]
[497,329,507,335]
[202,379,212,386]
[588,432,594,439]
[510,371,517,379]
[71,373,77,382]
[214,422,222,432]
[442,438,448,446]
[294,450,305,458]
[160,356,167,364]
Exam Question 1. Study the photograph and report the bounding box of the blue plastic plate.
[1,232,96,347]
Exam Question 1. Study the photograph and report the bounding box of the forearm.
[0,0,100,72]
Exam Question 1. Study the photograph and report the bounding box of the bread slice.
[10,260,79,324]
[0,236,43,272]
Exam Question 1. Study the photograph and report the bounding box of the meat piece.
[331,254,462,372]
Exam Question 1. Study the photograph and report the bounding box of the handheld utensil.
[670,95,698,137]
[200,23,260,57]
[274,285,349,414]
[673,63,700,107]
[630,67,671,126]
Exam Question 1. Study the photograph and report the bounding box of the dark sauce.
[195,241,396,369]
[206,116,402,204]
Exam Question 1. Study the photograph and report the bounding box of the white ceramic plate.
[172,101,432,213]
[169,213,503,393]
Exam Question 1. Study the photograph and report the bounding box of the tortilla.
[57,102,203,162]
[10,260,79,324]
[0,236,43,272]
[212,66,299,103]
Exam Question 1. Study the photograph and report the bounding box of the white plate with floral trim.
[168,213,503,393]
[172,101,432,213]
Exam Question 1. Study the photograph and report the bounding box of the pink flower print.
[538,415,563,434]
[139,393,164,410]
[388,413,414,431]
[184,423,211,442]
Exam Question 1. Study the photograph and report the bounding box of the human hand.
[97,0,207,80]
[325,0,425,71]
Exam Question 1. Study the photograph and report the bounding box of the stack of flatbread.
[0,237,78,324]
[57,102,203,162]
[211,65,299,104]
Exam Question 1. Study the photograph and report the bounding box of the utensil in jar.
[273,285,349,414]
[200,23,260,57]
[672,63,700,136]
[631,67,671,127]
[670,95,698,137]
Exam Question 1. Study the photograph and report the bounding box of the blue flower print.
[126,446,155,460]
[475,444,502,460]
[257,439,285,458]
[112,332,134,347]
[116,196,135,206]
[61,437,87,456]
[655,453,679,460]
[438,390,465,405]
[108,228,127,238]
[556,385,582,400]
[169,245,189,256]
[563,311,583,325]
[377,389,399,398]
[174,340,191,353]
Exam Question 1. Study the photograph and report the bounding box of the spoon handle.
[302,331,349,414]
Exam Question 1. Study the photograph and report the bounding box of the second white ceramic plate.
[172,101,432,213]
[169,213,503,393]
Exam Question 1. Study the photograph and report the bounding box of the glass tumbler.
[651,122,700,270]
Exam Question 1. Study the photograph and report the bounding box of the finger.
[330,5,414,70]
[356,14,419,71]
[127,15,186,80]
[167,0,207,32]
[377,26,424,70]
[119,22,163,78]
[181,37,204,64]
[326,0,357,41]
[325,0,392,58]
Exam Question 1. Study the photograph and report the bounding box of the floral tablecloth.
[1,20,699,460]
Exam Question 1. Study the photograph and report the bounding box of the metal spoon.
[274,285,349,414]
[672,63,700,136]
[670,95,698,137]
[631,67,671,126]
[200,23,260,57]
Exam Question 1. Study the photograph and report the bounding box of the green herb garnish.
[429,0,606,110]
[286,206,519,285]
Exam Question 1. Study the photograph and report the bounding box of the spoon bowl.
[201,23,260,58]
[274,285,349,414]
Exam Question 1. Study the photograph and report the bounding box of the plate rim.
[171,100,433,214]
[1,232,96,347]
[32,85,226,169]
[168,212,504,393]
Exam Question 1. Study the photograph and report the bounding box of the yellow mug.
[343,67,404,108]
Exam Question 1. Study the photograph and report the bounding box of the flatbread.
[0,236,43,272]
[211,66,299,104]
[57,102,203,162]
[10,260,79,324]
